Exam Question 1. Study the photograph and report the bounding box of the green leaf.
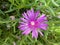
[52,0,59,7]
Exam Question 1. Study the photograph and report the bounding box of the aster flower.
[18,9,48,38]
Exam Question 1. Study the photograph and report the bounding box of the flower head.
[18,9,48,38]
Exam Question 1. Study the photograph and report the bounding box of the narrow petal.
[40,14,46,18]
[20,18,27,22]
[20,26,28,31]
[38,30,43,36]
[37,14,47,22]
[22,12,29,20]
[27,10,32,18]
[32,29,38,38]
[18,24,27,28]
[38,23,48,30]
[35,10,40,18]
[22,29,31,35]
[27,9,35,20]
[31,8,34,15]
[20,22,27,25]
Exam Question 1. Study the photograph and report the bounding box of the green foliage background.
[0,0,60,45]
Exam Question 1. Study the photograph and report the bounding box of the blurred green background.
[0,0,60,45]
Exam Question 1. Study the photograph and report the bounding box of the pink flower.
[18,9,48,38]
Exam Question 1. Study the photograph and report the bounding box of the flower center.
[31,21,35,26]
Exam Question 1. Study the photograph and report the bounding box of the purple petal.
[40,14,46,18]
[38,30,43,36]
[20,18,27,22]
[22,12,29,20]
[38,23,48,30]
[20,22,27,25]
[27,10,32,18]
[22,29,31,35]
[32,29,38,38]
[27,9,35,20]
[31,8,34,15]
[35,10,40,18]
[37,14,47,22]
[20,26,29,31]
[18,24,27,29]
